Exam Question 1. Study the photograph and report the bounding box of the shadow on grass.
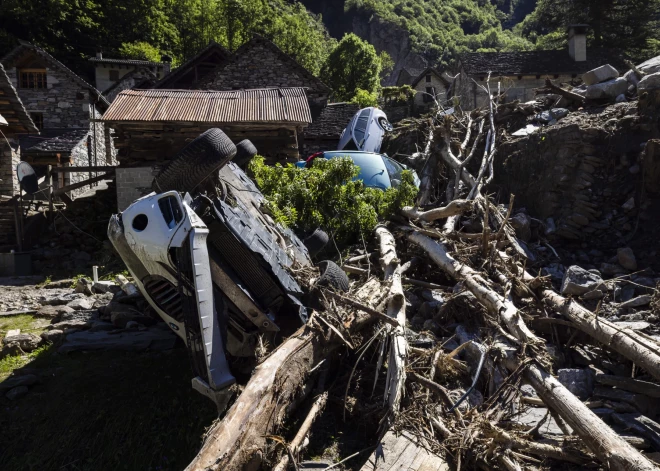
[0,343,217,471]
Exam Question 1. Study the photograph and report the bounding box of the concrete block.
[582,64,619,86]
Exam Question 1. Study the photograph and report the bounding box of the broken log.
[401,199,472,222]
[595,374,660,398]
[538,79,586,104]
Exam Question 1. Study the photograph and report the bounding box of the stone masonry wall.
[116,167,155,211]
[6,65,92,128]
[0,138,20,196]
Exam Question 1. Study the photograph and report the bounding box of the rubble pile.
[0,276,176,400]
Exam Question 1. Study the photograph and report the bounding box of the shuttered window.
[19,69,47,89]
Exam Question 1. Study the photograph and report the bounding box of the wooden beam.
[52,172,114,196]
[50,166,116,174]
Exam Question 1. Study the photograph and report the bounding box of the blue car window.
[353,109,371,146]
[324,152,391,190]
[382,156,405,187]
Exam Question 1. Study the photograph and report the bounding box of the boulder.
[6,386,29,400]
[560,266,604,296]
[619,295,652,309]
[582,64,619,86]
[624,69,640,87]
[44,279,75,289]
[600,263,627,276]
[66,298,94,311]
[585,77,628,100]
[557,368,594,399]
[510,213,532,241]
[40,329,65,345]
[92,281,117,294]
[615,94,627,103]
[638,72,660,92]
[75,277,93,295]
[60,310,98,322]
[638,55,660,75]
[2,333,41,352]
[110,310,157,328]
[36,304,74,319]
[41,292,86,306]
[48,319,92,332]
[0,341,24,359]
[617,247,638,271]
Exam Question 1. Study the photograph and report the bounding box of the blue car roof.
[322,151,391,190]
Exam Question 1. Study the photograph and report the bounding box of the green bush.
[248,156,417,243]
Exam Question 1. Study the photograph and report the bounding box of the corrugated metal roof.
[102,88,312,125]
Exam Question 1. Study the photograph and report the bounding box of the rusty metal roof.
[101,88,312,125]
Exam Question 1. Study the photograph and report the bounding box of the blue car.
[296,151,420,190]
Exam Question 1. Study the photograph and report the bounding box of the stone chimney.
[161,54,172,75]
[568,25,588,62]
[95,48,103,60]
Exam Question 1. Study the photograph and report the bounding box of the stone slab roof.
[0,62,38,134]
[304,103,359,139]
[460,49,627,76]
[2,40,109,109]
[21,128,88,155]
[411,68,450,88]
[89,57,165,67]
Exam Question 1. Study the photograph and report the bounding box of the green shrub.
[249,156,417,243]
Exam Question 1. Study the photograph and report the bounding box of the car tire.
[317,260,349,292]
[152,128,236,194]
[233,139,258,167]
[378,117,393,132]
[303,228,329,257]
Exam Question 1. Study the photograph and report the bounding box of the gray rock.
[0,374,39,391]
[561,266,604,296]
[58,328,177,353]
[617,247,638,271]
[638,55,660,75]
[36,304,74,319]
[420,289,445,303]
[615,94,627,103]
[44,279,75,289]
[583,64,619,85]
[0,342,24,360]
[624,69,640,87]
[92,281,117,294]
[542,263,565,283]
[40,292,86,306]
[40,329,65,345]
[2,333,41,352]
[558,368,594,399]
[60,310,98,322]
[583,289,605,300]
[600,263,627,276]
[511,213,532,241]
[586,77,628,100]
[48,319,92,332]
[418,301,441,320]
[6,385,28,400]
[422,319,441,335]
[75,278,93,296]
[619,295,652,309]
[88,322,116,332]
[622,197,635,211]
[405,291,422,311]
[520,384,537,398]
[110,310,156,328]
[410,315,425,329]
[612,321,650,331]
[638,72,660,91]
[66,298,94,311]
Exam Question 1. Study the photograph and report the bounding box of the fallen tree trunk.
[407,230,540,345]
[401,199,472,222]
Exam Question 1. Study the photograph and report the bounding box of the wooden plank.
[359,431,448,471]
[52,172,114,196]
[50,166,116,174]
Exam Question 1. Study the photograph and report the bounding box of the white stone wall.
[116,167,155,211]
[414,74,448,109]
[95,63,167,93]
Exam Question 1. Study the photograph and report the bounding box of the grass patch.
[0,314,42,336]
[0,344,51,379]
[0,345,216,471]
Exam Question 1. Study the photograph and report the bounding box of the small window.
[426,74,432,83]
[19,69,47,89]
[29,112,43,130]
[109,70,120,81]
[158,195,183,229]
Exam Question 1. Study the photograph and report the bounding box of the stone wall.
[116,167,156,211]
[6,65,92,129]
[0,138,20,196]
[491,103,651,250]
[205,41,329,118]
[413,74,449,110]
[455,72,577,110]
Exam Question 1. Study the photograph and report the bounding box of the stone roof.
[411,68,450,88]
[304,103,359,139]
[460,49,628,76]
[102,67,157,102]
[152,41,231,89]
[89,57,165,67]
[0,62,38,134]
[2,40,110,109]
[396,67,426,86]
[22,128,88,155]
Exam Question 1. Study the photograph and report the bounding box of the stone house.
[0,62,38,197]
[103,67,158,103]
[152,41,231,90]
[1,41,116,200]
[102,87,313,210]
[302,102,360,156]
[455,25,627,110]
[410,68,451,111]
[89,52,171,94]
[198,35,330,119]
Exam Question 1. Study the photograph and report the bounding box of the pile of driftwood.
[186,81,660,471]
